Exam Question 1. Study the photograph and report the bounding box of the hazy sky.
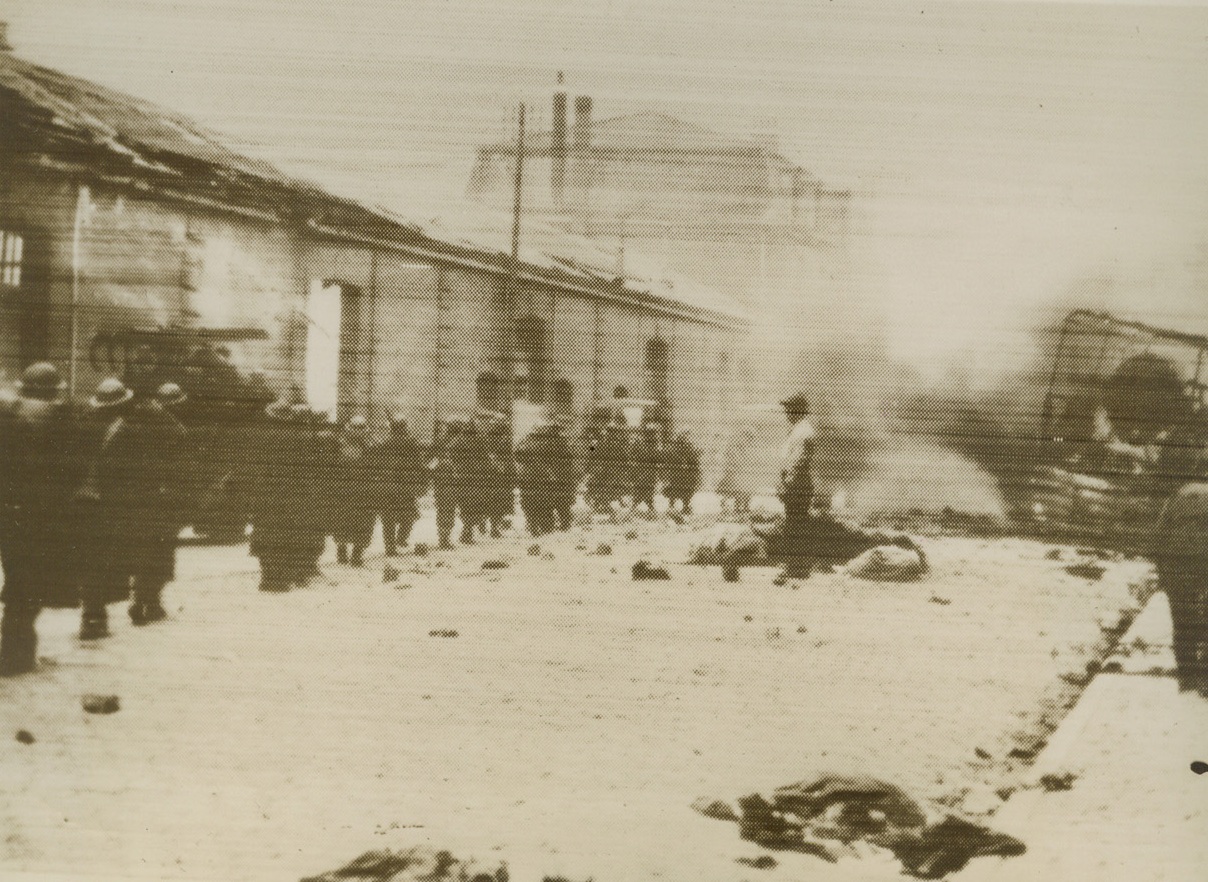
[6,0,1207,375]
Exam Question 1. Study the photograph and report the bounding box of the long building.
[0,39,748,462]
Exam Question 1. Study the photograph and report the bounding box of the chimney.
[0,22,13,53]
[571,95,593,200]
[551,84,568,209]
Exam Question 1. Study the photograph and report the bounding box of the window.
[1,230,23,288]
[551,378,574,413]
[644,338,669,404]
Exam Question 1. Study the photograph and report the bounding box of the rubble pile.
[300,846,507,882]
[694,772,1025,879]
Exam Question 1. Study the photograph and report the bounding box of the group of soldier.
[0,358,707,674]
[0,363,188,675]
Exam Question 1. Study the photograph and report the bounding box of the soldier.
[332,415,375,565]
[1153,449,1208,697]
[369,413,424,556]
[431,419,485,548]
[664,431,702,515]
[91,386,188,625]
[548,421,579,531]
[630,423,663,515]
[480,415,515,538]
[590,421,631,514]
[249,399,309,591]
[777,392,816,580]
[0,363,78,675]
[75,377,136,639]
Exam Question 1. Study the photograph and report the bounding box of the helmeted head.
[89,377,134,410]
[17,362,65,401]
[155,382,187,409]
[780,392,811,421]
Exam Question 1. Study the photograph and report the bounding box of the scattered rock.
[736,855,777,869]
[82,694,120,715]
[541,552,555,561]
[744,615,754,622]
[15,729,35,745]
[1064,562,1106,580]
[413,543,430,557]
[428,629,459,639]
[1037,771,1077,792]
[625,530,639,540]
[383,564,400,583]
[796,625,807,634]
[1044,548,1063,560]
[394,583,412,591]
[974,747,991,760]
[528,544,541,556]
[631,560,671,580]
[845,545,927,582]
[929,595,952,606]
[595,543,613,556]
[481,559,509,570]
[1007,739,1046,761]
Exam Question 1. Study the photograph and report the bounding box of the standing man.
[332,415,374,566]
[1153,462,1208,697]
[93,387,187,625]
[777,392,816,580]
[75,377,136,639]
[370,414,424,556]
[630,423,663,516]
[0,363,77,675]
[664,431,703,516]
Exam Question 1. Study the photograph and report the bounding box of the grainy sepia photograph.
[0,1,1206,880]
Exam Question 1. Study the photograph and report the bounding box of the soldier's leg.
[0,598,41,677]
[435,486,455,548]
[382,511,398,556]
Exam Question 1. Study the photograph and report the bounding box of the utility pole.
[508,103,525,426]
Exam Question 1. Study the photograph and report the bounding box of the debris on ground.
[632,560,671,580]
[428,630,459,639]
[481,559,509,570]
[300,845,507,882]
[1036,770,1078,792]
[844,545,928,582]
[594,543,612,556]
[413,543,430,557]
[383,564,401,583]
[929,595,952,606]
[82,695,120,715]
[735,854,777,869]
[15,729,35,744]
[527,544,541,556]
[696,772,1025,879]
[690,796,740,821]
[625,530,639,540]
[1064,562,1106,580]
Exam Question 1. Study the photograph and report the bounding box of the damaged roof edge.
[1,52,747,328]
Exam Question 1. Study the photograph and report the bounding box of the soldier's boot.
[131,584,169,623]
[79,605,110,641]
[349,545,364,566]
[337,544,348,564]
[0,603,40,677]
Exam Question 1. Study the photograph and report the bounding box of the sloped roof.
[0,52,746,324]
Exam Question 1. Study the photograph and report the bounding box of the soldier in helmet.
[368,413,424,556]
[776,392,816,580]
[331,415,374,565]
[664,431,703,516]
[0,363,78,674]
[75,377,136,640]
[88,381,187,625]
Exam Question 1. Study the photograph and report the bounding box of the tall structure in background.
[466,83,865,407]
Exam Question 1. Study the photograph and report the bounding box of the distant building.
[0,39,747,461]
[467,92,862,404]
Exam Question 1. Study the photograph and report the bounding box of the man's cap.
[780,392,811,413]
[89,377,134,409]
[17,362,65,397]
[155,382,187,407]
